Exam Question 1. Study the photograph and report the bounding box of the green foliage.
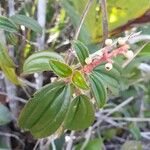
[23,51,64,74]
[0,104,12,125]
[0,42,20,85]
[73,40,89,66]
[121,141,142,150]
[0,64,20,85]
[18,81,71,138]
[10,14,42,34]
[72,70,89,90]
[75,138,103,150]
[62,0,150,43]
[89,72,107,108]
[129,123,141,140]
[49,59,72,78]
[0,43,15,67]
[0,16,18,33]
[93,63,122,94]
[64,95,94,130]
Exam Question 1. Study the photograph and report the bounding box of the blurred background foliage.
[0,0,149,149]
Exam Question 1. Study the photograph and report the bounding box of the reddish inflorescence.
[82,43,130,74]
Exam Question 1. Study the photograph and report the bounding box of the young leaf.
[0,104,12,125]
[0,42,15,68]
[49,60,72,78]
[0,16,18,33]
[64,95,94,130]
[0,63,20,85]
[10,14,42,34]
[18,81,71,138]
[72,70,89,90]
[23,51,64,74]
[73,40,89,66]
[89,72,107,108]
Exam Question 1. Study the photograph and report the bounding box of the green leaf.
[0,104,12,125]
[18,81,71,138]
[75,138,103,150]
[73,40,89,66]
[23,51,64,74]
[72,70,89,90]
[64,95,94,130]
[0,63,20,85]
[89,72,107,108]
[93,63,121,94]
[129,123,141,140]
[10,14,42,34]
[0,42,15,67]
[0,16,18,33]
[0,43,19,85]
[121,141,142,150]
[49,60,72,78]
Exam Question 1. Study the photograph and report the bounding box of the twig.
[110,117,150,122]
[66,0,94,64]
[81,97,134,148]
[100,0,108,43]
[0,131,25,148]
[128,35,150,44]
[33,140,41,150]
[74,0,94,40]
[0,91,27,103]
[66,131,75,150]
[106,97,134,116]
[81,127,92,150]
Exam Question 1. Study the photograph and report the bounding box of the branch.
[110,117,150,122]
[0,91,27,103]
[74,0,94,40]
[101,0,109,43]
[66,0,94,64]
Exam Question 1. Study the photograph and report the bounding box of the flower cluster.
[82,37,134,74]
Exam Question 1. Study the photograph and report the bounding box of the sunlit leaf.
[72,70,89,90]
[49,60,72,78]
[0,64,20,85]
[0,42,15,67]
[62,0,150,43]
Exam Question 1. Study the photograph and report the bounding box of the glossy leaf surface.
[49,59,72,78]
[72,70,89,90]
